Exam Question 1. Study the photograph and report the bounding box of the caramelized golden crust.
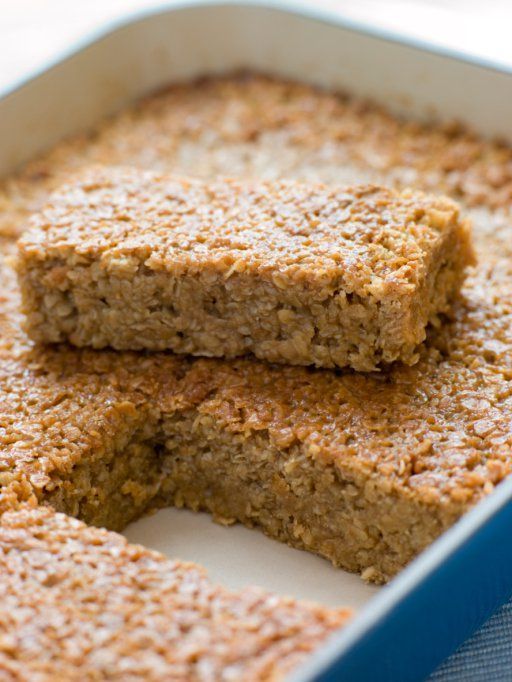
[19,169,467,287]
[0,506,349,681]
[17,167,473,370]
[0,75,512,582]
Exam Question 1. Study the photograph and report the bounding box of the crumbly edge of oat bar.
[151,411,465,584]
[9,399,463,585]
[16,193,474,371]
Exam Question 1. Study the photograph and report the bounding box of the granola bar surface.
[0,505,349,681]
[1,75,512,583]
[17,168,473,370]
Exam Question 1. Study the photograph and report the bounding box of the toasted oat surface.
[0,74,512,581]
[20,168,466,291]
[0,506,349,680]
[17,167,473,369]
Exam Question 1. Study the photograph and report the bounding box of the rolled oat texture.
[0,506,350,681]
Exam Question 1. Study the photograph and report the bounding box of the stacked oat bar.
[17,166,473,371]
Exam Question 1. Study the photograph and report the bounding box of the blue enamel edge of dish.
[296,474,512,682]
[317,504,512,681]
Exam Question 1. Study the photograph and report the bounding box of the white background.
[2,0,512,95]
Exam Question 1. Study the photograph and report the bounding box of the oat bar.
[0,506,349,680]
[16,166,474,371]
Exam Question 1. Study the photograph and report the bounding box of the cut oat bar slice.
[0,505,350,680]
[16,166,474,371]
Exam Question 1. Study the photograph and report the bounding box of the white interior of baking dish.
[2,0,512,175]
[126,508,378,608]
[2,0,512,617]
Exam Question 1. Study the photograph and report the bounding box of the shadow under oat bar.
[16,166,474,371]
[0,506,350,680]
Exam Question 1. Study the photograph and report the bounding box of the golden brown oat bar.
[17,166,474,371]
[0,506,350,681]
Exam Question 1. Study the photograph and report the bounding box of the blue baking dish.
[1,3,512,680]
